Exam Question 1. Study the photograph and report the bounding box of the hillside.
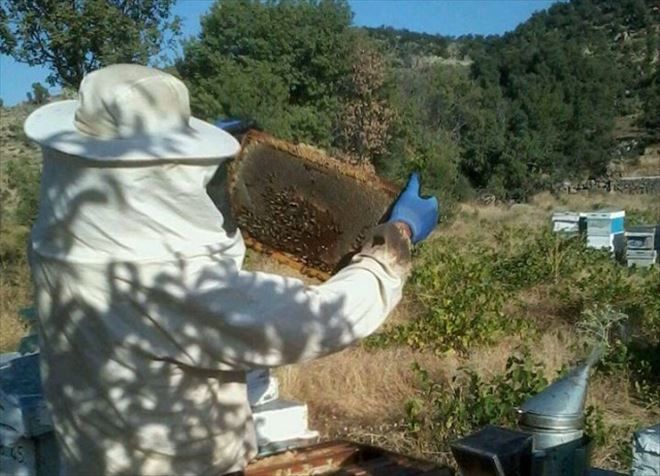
[364,0,659,198]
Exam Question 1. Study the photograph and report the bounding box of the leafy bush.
[369,223,659,354]
[556,259,659,337]
[0,224,30,268]
[405,351,548,444]
[491,229,598,291]
[4,158,41,226]
[405,349,639,471]
[366,237,517,351]
[577,304,659,408]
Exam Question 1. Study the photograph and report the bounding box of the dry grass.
[617,144,660,177]
[0,265,31,352]
[588,371,660,471]
[439,191,659,249]
[277,346,441,424]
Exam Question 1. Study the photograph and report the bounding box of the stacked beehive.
[625,225,659,267]
[584,209,626,254]
[247,369,318,455]
[551,211,586,236]
[0,352,59,476]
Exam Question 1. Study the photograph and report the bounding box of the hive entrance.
[227,132,397,279]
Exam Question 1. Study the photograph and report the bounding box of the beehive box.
[247,369,279,407]
[552,211,586,234]
[626,250,658,268]
[252,399,318,455]
[0,352,59,476]
[625,225,660,251]
[227,132,398,279]
[246,440,451,475]
[585,209,625,236]
[587,233,626,252]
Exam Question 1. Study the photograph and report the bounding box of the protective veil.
[29,146,411,475]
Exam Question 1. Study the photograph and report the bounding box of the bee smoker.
[450,350,616,476]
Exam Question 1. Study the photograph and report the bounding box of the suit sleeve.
[189,222,412,368]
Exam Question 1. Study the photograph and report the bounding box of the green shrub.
[366,237,516,351]
[556,259,659,337]
[0,224,30,268]
[4,158,41,226]
[491,229,598,291]
[577,304,660,408]
[405,351,548,444]
[368,224,658,356]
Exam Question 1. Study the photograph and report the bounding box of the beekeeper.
[24,64,439,476]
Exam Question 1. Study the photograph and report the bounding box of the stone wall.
[555,176,660,194]
[611,176,660,194]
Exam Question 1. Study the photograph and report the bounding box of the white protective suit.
[28,144,411,475]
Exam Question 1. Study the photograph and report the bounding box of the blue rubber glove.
[388,173,439,244]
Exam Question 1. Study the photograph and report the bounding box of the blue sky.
[0,0,555,107]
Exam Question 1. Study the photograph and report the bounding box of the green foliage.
[369,0,658,199]
[369,224,659,354]
[0,0,181,87]
[585,405,608,446]
[178,0,353,147]
[3,158,41,226]
[491,230,595,291]
[0,224,30,268]
[381,64,472,210]
[334,35,394,166]
[29,82,49,105]
[555,258,659,336]
[405,352,547,442]
[577,304,660,407]
[626,207,660,226]
[366,26,450,67]
[366,236,517,352]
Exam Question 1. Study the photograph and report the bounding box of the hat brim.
[24,100,241,162]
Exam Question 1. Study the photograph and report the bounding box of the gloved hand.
[388,172,439,244]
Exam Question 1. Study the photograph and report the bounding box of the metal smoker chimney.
[517,348,602,450]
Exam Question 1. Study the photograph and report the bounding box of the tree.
[0,0,181,88]
[30,82,49,105]
[178,0,354,146]
[335,36,394,167]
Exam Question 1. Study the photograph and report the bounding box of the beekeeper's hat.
[24,64,240,162]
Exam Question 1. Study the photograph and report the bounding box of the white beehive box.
[625,225,660,251]
[551,211,586,234]
[587,233,626,252]
[585,209,625,236]
[632,424,660,475]
[252,399,319,454]
[247,369,279,407]
[0,437,36,476]
[626,250,658,268]
[585,209,625,253]
[0,352,59,476]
